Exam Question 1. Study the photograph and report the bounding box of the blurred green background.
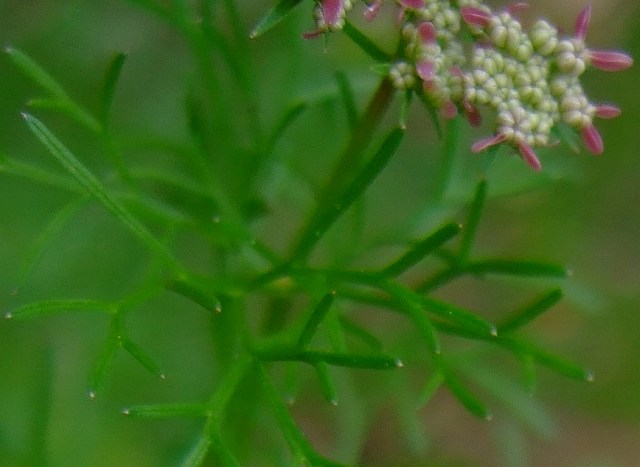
[1,1,640,465]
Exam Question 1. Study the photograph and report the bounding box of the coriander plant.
[1,0,634,465]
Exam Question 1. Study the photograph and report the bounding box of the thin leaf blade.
[250,0,304,38]
[5,299,111,320]
[5,46,68,98]
[22,113,181,270]
[123,403,207,418]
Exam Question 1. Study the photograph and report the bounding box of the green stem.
[287,77,396,261]
[319,77,395,200]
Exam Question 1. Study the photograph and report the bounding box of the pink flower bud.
[464,100,482,127]
[416,60,436,81]
[364,0,382,22]
[418,22,437,44]
[589,50,633,72]
[460,6,492,28]
[517,141,542,171]
[471,133,507,152]
[594,104,621,119]
[575,5,591,41]
[322,0,344,27]
[441,101,458,120]
[398,0,425,9]
[582,123,604,154]
[507,2,530,16]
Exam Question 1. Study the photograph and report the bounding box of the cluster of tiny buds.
[305,0,632,170]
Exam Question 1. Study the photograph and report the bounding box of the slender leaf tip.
[122,408,131,415]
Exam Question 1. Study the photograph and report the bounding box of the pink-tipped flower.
[572,6,633,72]
[506,2,530,15]
[418,21,437,43]
[463,98,482,127]
[398,0,424,9]
[416,60,436,81]
[575,5,591,41]
[588,50,633,71]
[461,6,492,28]
[441,100,458,120]
[364,0,382,21]
[471,133,507,153]
[581,123,604,154]
[594,104,621,119]
[472,134,542,171]
[322,0,344,27]
[517,141,542,170]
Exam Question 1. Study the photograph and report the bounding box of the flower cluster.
[305,0,632,170]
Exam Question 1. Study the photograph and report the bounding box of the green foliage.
[1,1,615,466]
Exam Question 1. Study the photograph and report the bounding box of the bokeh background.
[1,1,639,465]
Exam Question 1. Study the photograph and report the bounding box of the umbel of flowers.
[305,0,632,170]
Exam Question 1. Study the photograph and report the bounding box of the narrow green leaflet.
[313,362,338,405]
[100,52,127,126]
[23,113,182,271]
[121,338,165,379]
[258,365,347,467]
[304,350,402,370]
[419,294,496,338]
[5,299,111,320]
[167,276,222,313]
[291,127,404,261]
[210,430,242,467]
[417,372,444,407]
[465,259,568,278]
[441,363,491,420]
[28,98,100,133]
[250,0,304,38]
[338,315,383,351]
[5,47,68,98]
[500,337,593,382]
[335,72,358,130]
[466,364,556,436]
[180,426,213,467]
[459,179,487,262]
[88,337,120,399]
[0,152,81,193]
[498,289,564,333]
[381,222,461,277]
[343,21,391,62]
[298,292,336,349]
[265,101,308,155]
[15,197,87,290]
[123,403,207,418]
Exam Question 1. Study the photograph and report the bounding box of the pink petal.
[575,5,591,41]
[322,0,343,27]
[441,101,458,120]
[517,141,542,171]
[449,65,464,79]
[418,22,437,43]
[582,123,603,154]
[416,60,436,81]
[302,30,323,40]
[506,2,529,15]
[463,100,482,127]
[589,50,634,71]
[398,0,424,9]
[460,6,492,28]
[471,133,506,152]
[595,104,621,119]
[364,0,382,21]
